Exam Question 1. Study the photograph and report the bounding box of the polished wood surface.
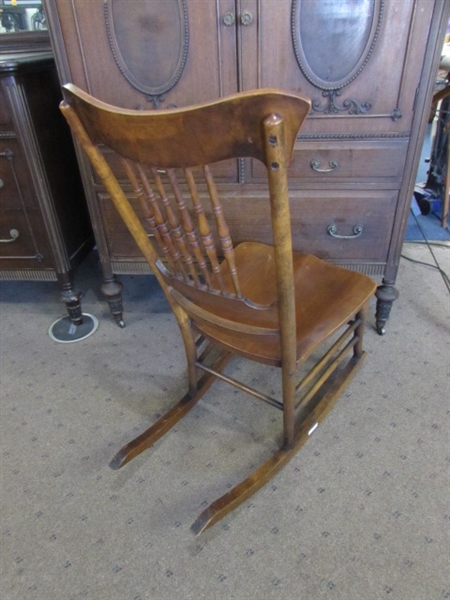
[44,0,449,333]
[0,45,92,323]
[61,85,377,532]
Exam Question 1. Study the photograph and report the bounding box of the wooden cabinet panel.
[98,187,396,267]
[0,46,93,320]
[44,0,450,331]
[0,86,12,128]
[0,138,39,210]
[0,209,53,268]
[251,0,436,136]
[50,0,238,109]
[288,190,396,263]
[248,139,409,188]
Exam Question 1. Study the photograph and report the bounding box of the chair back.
[60,85,311,340]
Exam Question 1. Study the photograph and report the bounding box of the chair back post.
[60,103,159,269]
[60,101,208,393]
[263,113,297,447]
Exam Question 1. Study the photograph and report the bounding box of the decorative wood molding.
[111,261,152,274]
[239,158,246,184]
[0,269,57,280]
[298,132,410,141]
[311,90,372,116]
[104,0,189,108]
[291,0,384,115]
[333,263,386,276]
[0,31,51,54]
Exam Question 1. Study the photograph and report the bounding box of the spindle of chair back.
[121,159,242,298]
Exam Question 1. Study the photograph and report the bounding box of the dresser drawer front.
[289,190,397,262]
[249,139,408,188]
[0,210,52,266]
[0,139,38,210]
[98,188,396,265]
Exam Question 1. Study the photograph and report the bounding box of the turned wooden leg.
[375,283,399,336]
[57,273,83,326]
[50,272,98,343]
[101,276,125,327]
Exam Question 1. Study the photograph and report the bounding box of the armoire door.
[47,0,238,108]
[241,0,436,137]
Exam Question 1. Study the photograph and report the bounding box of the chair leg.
[110,348,231,470]
[354,302,369,359]
[173,306,199,395]
[442,132,450,228]
[191,352,366,535]
[281,362,297,449]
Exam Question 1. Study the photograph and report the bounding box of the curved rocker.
[110,349,231,470]
[192,354,364,535]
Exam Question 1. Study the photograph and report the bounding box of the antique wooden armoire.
[43,0,449,332]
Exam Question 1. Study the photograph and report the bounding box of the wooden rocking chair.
[60,84,377,534]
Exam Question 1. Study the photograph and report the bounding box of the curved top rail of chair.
[60,83,311,169]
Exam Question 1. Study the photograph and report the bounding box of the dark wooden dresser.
[0,33,92,324]
[44,0,449,332]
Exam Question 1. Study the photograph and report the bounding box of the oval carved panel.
[105,0,189,103]
[291,0,383,91]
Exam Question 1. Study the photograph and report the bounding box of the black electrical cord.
[402,209,450,293]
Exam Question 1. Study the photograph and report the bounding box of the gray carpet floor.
[1,243,449,600]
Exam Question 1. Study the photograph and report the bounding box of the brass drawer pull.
[0,228,20,243]
[310,159,338,173]
[327,224,363,239]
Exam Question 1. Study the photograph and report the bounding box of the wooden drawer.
[97,188,397,265]
[249,139,409,188]
[0,209,53,267]
[0,139,38,210]
[288,190,397,262]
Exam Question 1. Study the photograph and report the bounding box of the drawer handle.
[0,149,13,160]
[310,159,338,173]
[327,224,363,240]
[0,228,20,243]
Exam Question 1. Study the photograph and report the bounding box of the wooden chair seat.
[171,241,376,366]
[60,84,377,534]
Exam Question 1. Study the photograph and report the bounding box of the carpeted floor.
[1,243,449,600]
[405,209,450,242]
